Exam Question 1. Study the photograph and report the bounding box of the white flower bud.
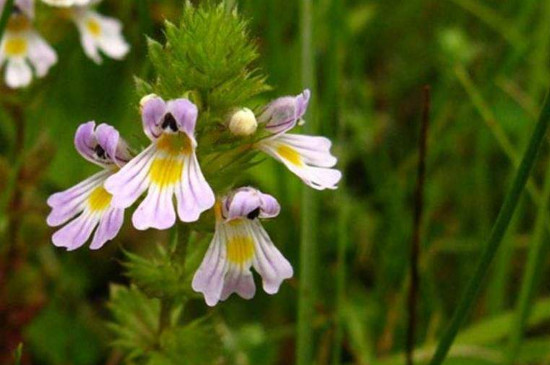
[139,93,158,109]
[228,108,258,137]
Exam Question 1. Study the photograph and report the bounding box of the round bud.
[228,108,258,137]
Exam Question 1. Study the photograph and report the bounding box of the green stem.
[506,152,550,363]
[297,0,316,364]
[429,91,550,365]
[0,0,13,41]
[332,198,349,365]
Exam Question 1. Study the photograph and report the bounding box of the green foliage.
[123,246,186,299]
[148,318,222,365]
[107,285,222,364]
[13,343,22,365]
[107,285,160,361]
[144,1,270,119]
[25,303,103,365]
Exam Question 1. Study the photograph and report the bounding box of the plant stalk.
[297,0,317,364]
[407,86,431,365]
[505,149,550,363]
[429,90,550,365]
[0,0,13,41]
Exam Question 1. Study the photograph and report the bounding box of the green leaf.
[123,246,186,299]
[106,285,160,360]
[153,317,223,365]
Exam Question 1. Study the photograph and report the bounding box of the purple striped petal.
[192,228,228,307]
[132,184,177,231]
[248,220,293,294]
[175,152,215,222]
[257,133,342,190]
[90,207,124,250]
[258,89,310,134]
[223,187,280,221]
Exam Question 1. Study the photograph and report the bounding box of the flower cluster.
[47,90,341,306]
[0,0,128,88]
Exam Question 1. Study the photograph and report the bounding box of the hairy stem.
[429,90,550,365]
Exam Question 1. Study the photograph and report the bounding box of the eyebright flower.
[0,0,57,88]
[47,122,132,250]
[68,1,130,64]
[104,95,215,231]
[192,187,293,306]
[228,107,257,137]
[255,89,342,190]
[40,0,91,7]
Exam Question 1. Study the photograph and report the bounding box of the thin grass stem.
[429,90,550,365]
[505,150,550,363]
[406,86,431,365]
[297,0,317,364]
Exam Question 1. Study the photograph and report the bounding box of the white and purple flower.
[104,95,215,231]
[68,0,129,64]
[0,0,57,88]
[40,0,91,7]
[255,89,342,190]
[47,122,132,250]
[192,187,293,306]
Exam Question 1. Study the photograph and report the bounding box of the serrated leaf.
[123,246,186,299]
[157,317,223,365]
[107,285,160,360]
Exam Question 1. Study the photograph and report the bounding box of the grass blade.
[0,0,13,41]
[297,0,317,364]
[429,90,550,365]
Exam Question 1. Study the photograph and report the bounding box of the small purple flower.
[192,187,293,307]
[104,95,215,231]
[47,122,131,250]
[0,0,57,88]
[256,89,342,190]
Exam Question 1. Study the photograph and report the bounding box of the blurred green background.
[4,0,550,364]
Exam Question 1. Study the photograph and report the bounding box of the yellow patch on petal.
[149,157,184,188]
[156,134,193,155]
[6,16,31,32]
[226,234,255,265]
[86,18,102,38]
[88,186,112,212]
[277,144,303,166]
[3,37,28,57]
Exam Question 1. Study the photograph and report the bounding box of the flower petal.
[104,145,155,208]
[90,207,124,249]
[132,184,176,230]
[258,133,342,190]
[167,98,198,137]
[5,58,32,88]
[220,266,256,301]
[47,170,109,226]
[27,31,57,77]
[258,89,310,134]
[248,220,293,294]
[192,227,228,307]
[52,212,100,251]
[95,123,131,166]
[175,152,215,222]
[141,96,167,141]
